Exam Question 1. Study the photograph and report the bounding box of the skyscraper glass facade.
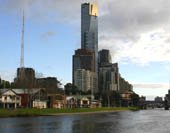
[81,3,98,72]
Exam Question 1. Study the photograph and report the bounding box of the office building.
[81,3,98,55]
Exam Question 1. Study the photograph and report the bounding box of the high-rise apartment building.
[72,49,97,92]
[73,49,95,72]
[98,49,112,66]
[74,69,95,92]
[98,63,120,93]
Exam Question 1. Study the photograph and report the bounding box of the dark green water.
[0,109,169,133]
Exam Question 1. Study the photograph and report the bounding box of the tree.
[64,83,79,95]
[5,81,10,88]
[11,82,16,89]
[101,91,121,107]
[0,80,11,89]
[0,82,3,89]
[131,93,139,106]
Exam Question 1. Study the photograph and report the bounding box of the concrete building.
[14,67,36,88]
[98,49,112,66]
[73,49,95,72]
[74,69,95,92]
[73,49,97,92]
[119,76,133,93]
[98,63,119,93]
[36,77,59,93]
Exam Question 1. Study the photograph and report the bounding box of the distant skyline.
[0,0,170,100]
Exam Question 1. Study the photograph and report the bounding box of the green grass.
[0,107,140,117]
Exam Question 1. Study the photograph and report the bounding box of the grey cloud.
[1,0,170,64]
[133,83,168,89]
[99,0,170,39]
[2,0,170,33]
[0,0,81,24]
[165,38,170,43]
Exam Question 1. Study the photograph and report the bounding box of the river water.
[0,109,170,133]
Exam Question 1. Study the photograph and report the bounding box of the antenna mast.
[20,11,24,68]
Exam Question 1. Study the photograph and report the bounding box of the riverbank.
[0,107,139,117]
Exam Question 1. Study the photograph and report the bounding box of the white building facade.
[0,90,21,108]
[74,69,95,92]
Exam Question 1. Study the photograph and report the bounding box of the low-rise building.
[90,100,102,108]
[0,89,21,108]
[66,96,77,108]
[66,95,91,108]
[121,90,134,107]
[47,93,65,109]
[79,97,90,108]
[33,100,47,109]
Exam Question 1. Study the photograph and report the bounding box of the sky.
[0,0,170,100]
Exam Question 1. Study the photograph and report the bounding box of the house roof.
[0,88,45,95]
[0,89,18,95]
[13,89,39,94]
[66,95,92,100]
[0,89,9,94]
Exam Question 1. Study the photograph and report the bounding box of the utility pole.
[20,11,25,68]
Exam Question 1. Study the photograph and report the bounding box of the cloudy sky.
[0,0,170,100]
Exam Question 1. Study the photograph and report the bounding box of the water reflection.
[0,109,170,133]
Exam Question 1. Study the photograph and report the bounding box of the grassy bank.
[0,107,139,117]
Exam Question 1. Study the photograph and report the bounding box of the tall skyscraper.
[81,3,98,73]
[73,3,98,93]
[81,3,98,51]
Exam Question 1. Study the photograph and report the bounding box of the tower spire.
[20,10,24,68]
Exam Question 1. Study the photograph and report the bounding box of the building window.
[17,97,20,100]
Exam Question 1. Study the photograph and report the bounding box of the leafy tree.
[11,82,16,89]
[0,80,10,89]
[64,83,80,95]
[110,91,121,107]
[101,91,121,107]
[5,81,10,88]
[131,93,139,106]
[0,83,3,89]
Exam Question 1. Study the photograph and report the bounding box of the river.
[0,108,170,133]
